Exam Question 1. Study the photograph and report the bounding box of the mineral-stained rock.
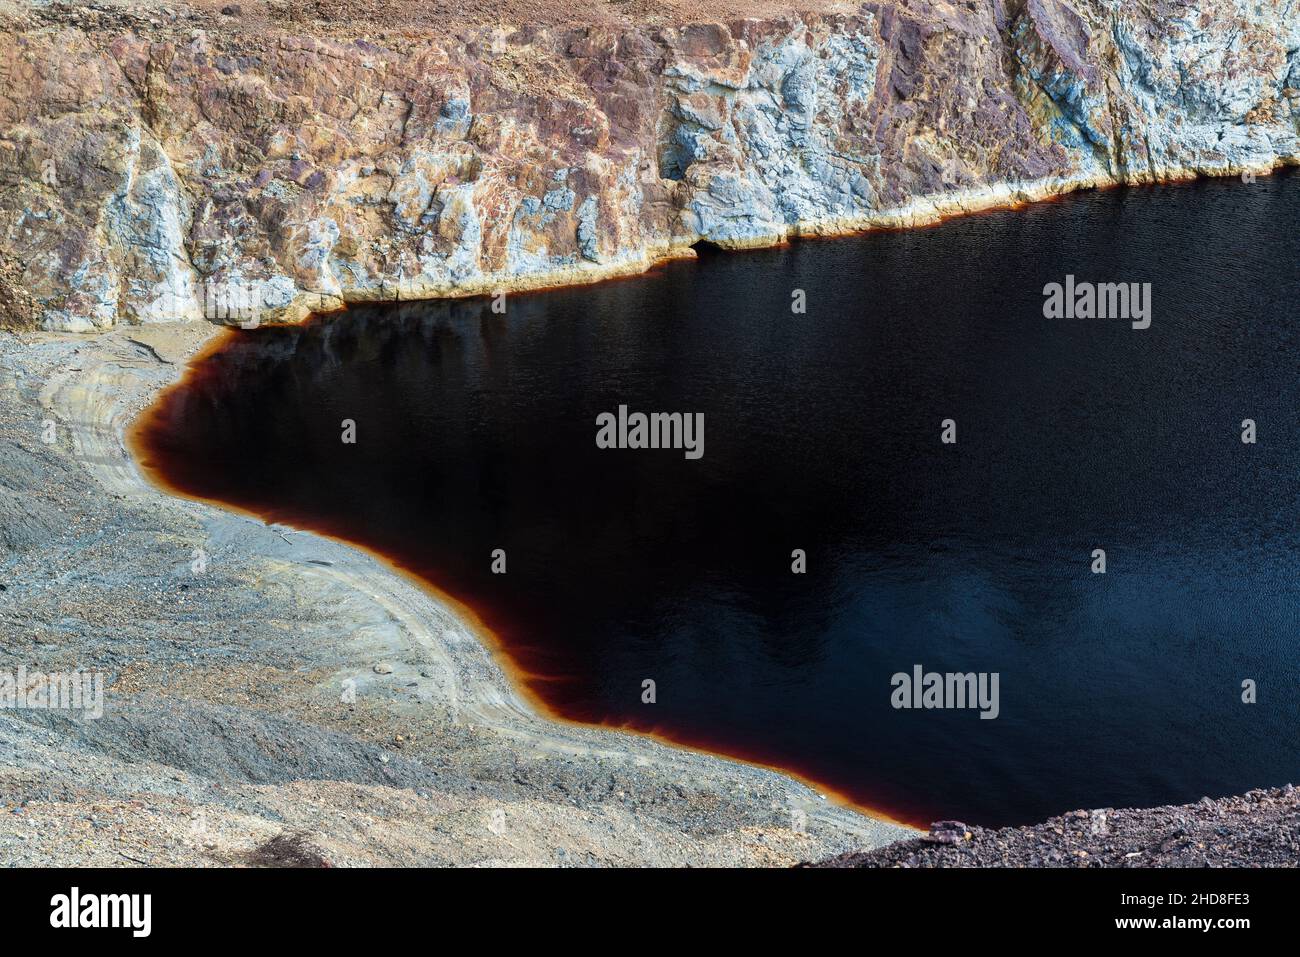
[1,1,1297,330]
[923,820,970,844]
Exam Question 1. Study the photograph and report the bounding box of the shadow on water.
[135,171,1300,826]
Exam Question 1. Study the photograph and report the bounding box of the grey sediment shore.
[0,322,915,866]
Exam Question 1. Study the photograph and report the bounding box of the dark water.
[136,172,1300,826]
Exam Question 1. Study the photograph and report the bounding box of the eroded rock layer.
[2,0,1298,329]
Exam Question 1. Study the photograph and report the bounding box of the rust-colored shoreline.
[126,345,920,829]
[124,166,1296,832]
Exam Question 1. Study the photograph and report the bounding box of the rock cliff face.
[1,0,1297,330]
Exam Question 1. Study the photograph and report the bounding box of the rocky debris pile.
[811,786,1300,867]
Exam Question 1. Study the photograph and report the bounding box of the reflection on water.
[136,171,1300,825]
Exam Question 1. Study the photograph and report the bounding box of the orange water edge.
[125,331,923,830]
[129,169,1291,830]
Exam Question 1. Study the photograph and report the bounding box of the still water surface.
[135,172,1300,825]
